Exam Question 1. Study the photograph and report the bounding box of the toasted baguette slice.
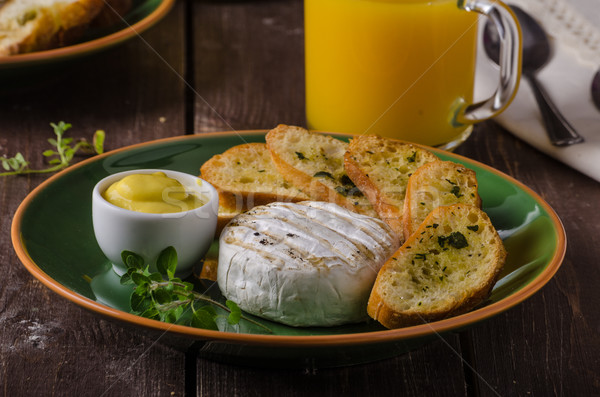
[367,204,506,329]
[266,124,377,217]
[200,142,309,211]
[90,0,133,28]
[0,0,104,56]
[216,204,241,237]
[403,160,481,240]
[344,135,438,239]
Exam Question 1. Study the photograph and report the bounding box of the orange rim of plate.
[11,131,567,348]
[0,0,176,66]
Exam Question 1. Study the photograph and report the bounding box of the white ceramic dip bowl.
[92,169,218,278]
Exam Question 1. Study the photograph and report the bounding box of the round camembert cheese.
[217,201,399,327]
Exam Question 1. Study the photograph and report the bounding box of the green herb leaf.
[121,250,145,270]
[162,311,177,324]
[438,232,468,249]
[130,293,150,312]
[450,185,463,198]
[295,152,306,160]
[140,307,160,320]
[93,130,105,154]
[118,248,272,333]
[1,121,106,177]
[148,272,163,283]
[120,272,133,285]
[192,306,219,330]
[226,300,242,325]
[156,246,177,278]
[131,272,150,286]
[153,288,172,305]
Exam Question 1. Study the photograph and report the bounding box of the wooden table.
[1,0,598,395]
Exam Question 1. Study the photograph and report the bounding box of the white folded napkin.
[475,0,600,182]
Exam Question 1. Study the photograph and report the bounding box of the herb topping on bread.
[403,160,481,240]
[266,124,377,217]
[367,203,506,329]
[344,135,438,239]
[200,142,309,212]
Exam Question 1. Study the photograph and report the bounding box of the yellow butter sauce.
[102,172,205,213]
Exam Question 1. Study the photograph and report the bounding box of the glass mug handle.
[454,0,522,125]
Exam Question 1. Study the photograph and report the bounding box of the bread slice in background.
[216,205,241,237]
[367,203,506,329]
[344,135,438,239]
[403,160,481,240]
[90,0,132,28]
[266,124,377,217]
[0,0,105,56]
[200,142,309,212]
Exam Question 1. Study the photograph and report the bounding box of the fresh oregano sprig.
[120,246,271,333]
[0,121,105,176]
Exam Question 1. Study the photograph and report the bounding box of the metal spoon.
[592,69,600,111]
[484,5,584,146]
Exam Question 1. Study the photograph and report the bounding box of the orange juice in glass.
[304,0,521,149]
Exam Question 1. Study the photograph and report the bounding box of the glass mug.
[304,0,521,149]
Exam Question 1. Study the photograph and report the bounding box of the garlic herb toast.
[403,160,481,240]
[265,124,377,217]
[216,205,241,236]
[344,135,438,239]
[367,204,506,329]
[200,142,309,212]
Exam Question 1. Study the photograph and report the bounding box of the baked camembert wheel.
[217,201,399,327]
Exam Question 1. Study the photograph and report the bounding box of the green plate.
[0,0,175,87]
[12,131,566,368]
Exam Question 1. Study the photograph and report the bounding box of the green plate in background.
[11,131,566,368]
[0,0,175,86]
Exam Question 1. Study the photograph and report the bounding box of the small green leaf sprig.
[120,247,271,333]
[1,121,105,176]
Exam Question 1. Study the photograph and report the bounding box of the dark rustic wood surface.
[1,0,598,395]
